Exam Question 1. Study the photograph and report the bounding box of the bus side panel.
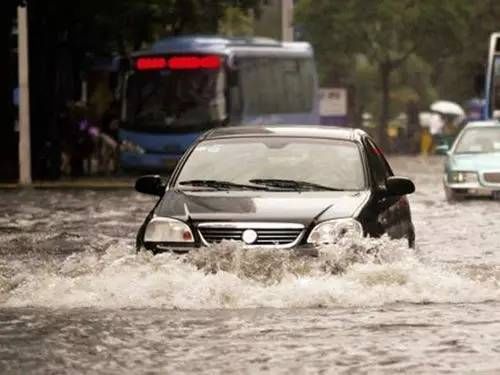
[484,33,500,120]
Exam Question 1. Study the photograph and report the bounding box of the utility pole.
[281,0,294,42]
[17,4,31,184]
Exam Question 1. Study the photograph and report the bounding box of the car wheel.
[445,187,464,202]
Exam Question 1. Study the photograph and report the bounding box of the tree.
[430,1,500,102]
[296,0,470,149]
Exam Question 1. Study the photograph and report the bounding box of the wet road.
[1,156,499,374]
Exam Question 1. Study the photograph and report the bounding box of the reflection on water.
[1,156,500,373]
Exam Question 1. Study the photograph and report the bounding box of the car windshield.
[126,68,227,130]
[175,137,366,191]
[454,127,500,154]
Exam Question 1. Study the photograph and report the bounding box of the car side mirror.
[385,176,415,196]
[135,175,166,196]
[435,144,450,155]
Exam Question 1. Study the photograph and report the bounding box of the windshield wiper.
[249,179,345,192]
[178,180,269,191]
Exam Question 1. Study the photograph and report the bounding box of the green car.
[440,121,500,201]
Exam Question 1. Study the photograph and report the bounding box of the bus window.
[125,67,227,131]
[239,57,315,116]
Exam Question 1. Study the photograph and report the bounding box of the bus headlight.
[144,217,194,243]
[307,219,363,245]
[449,171,478,184]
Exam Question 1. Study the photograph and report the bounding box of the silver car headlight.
[144,217,194,243]
[449,171,478,184]
[307,218,363,245]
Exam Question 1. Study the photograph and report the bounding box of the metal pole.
[17,4,32,185]
[281,0,294,42]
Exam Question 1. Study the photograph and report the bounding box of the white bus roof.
[132,35,314,58]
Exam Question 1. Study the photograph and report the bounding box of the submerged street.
[1,156,499,373]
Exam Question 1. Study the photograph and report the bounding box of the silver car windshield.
[176,137,366,191]
[454,127,500,154]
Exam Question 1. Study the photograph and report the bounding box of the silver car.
[440,121,500,201]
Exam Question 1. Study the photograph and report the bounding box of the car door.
[363,138,414,245]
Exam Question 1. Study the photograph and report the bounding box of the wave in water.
[1,237,499,309]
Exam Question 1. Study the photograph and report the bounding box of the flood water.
[1,156,499,374]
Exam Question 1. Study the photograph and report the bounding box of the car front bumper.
[144,243,321,256]
[443,176,500,198]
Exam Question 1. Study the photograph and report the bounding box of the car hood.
[155,190,371,225]
[448,153,500,171]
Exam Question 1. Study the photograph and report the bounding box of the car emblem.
[242,229,258,244]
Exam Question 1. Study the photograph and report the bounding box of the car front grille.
[197,223,304,248]
[483,172,500,184]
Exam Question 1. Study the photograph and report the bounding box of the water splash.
[1,237,499,309]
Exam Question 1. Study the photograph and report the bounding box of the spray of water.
[1,237,499,309]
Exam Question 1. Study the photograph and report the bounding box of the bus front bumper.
[120,151,182,171]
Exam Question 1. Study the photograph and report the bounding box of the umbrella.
[419,112,433,128]
[430,101,465,117]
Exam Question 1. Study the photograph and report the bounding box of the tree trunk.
[378,61,391,151]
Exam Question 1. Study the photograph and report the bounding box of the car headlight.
[307,218,363,245]
[144,217,194,243]
[121,140,145,155]
[449,171,478,184]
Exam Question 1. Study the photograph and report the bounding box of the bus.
[118,36,320,170]
[484,32,500,120]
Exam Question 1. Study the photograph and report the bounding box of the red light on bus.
[168,56,199,69]
[136,57,168,70]
[135,55,221,71]
[200,56,221,69]
[168,55,221,70]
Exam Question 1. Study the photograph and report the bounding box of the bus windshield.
[125,68,227,130]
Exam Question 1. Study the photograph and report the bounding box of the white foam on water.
[1,237,499,309]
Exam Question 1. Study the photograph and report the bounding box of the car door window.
[365,139,391,187]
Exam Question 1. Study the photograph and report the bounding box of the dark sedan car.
[135,125,415,254]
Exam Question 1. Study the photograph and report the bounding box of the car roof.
[201,125,367,142]
[464,120,500,129]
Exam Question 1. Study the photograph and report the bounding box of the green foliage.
[295,0,500,146]
[433,2,500,102]
[297,0,469,81]
[47,0,261,56]
[218,7,254,37]
[253,0,282,40]
[354,55,438,121]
